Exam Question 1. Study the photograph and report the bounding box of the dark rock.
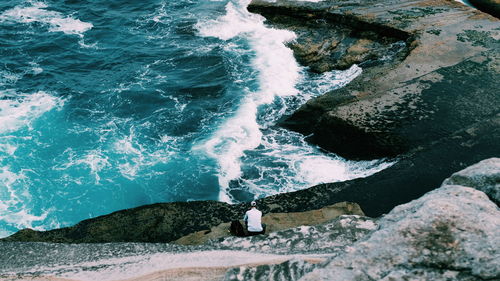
[260,113,500,217]
[469,0,500,19]
[248,0,412,73]
[1,201,246,243]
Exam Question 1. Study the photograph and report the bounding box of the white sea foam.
[237,128,394,198]
[112,128,174,180]
[0,91,64,236]
[0,1,93,36]
[196,0,393,203]
[29,63,44,75]
[0,166,49,237]
[0,91,64,134]
[196,0,300,202]
[0,70,22,86]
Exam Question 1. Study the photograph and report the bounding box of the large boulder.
[299,185,500,281]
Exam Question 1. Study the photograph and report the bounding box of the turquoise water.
[0,0,391,237]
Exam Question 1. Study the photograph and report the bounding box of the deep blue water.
[0,0,391,237]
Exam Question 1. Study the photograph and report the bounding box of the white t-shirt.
[244,208,263,232]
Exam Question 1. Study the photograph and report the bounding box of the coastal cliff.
[3,0,500,245]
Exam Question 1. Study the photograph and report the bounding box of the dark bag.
[230,220,246,237]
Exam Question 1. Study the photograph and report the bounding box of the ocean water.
[0,0,392,237]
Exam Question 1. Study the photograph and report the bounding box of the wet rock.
[442,157,500,205]
[248,0,411,73]
[249,0,500,160]
[470,0,500,19]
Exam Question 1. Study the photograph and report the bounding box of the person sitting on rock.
[244,201,265,236]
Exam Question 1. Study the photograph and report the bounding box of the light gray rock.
[213,215,378,255]
[442,157,500,205]
[300,185,500,281]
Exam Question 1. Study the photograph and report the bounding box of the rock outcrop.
[249,0,500,161]
[2,201,362,244]
[224,158,500,281]
[442,157,500,205]
[2,201,242,243]
[215,215,377,255]
[298,185,500,281]
[246,0,500,218]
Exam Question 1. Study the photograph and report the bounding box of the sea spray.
[196,0,301,202]
[196,0,392,202]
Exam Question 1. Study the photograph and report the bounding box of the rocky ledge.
[222,158,500,281]
[249,0,500,160]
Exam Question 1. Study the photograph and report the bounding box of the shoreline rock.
[223,158,500,281]
[1,159,499,281]
[249,0,500,161]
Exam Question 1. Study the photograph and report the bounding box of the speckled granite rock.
[443,157,500,205]
[299,185,500,281]
[224,259,318,281]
